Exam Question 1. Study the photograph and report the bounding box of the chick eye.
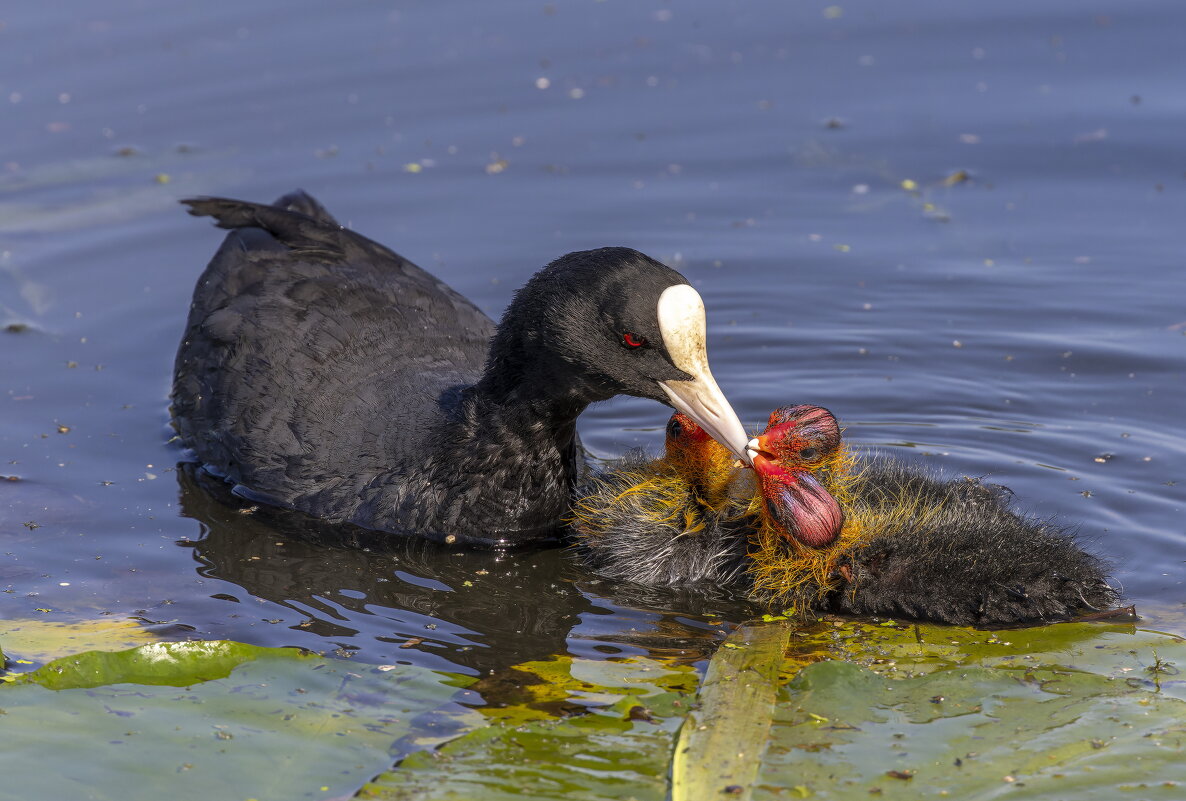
[800,447,818,460]
[666,417,684,440]
[622,332,647,349]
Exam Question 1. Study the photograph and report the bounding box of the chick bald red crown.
[664,405,845,549]
[747,405,845,548]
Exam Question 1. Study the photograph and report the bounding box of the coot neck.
[369,365,606,548]
[471,363,607,428]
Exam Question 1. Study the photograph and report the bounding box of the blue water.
[2,0,1183,681]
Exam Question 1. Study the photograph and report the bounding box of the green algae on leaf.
[357,655,698,801]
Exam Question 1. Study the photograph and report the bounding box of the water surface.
[2,0,1183,683]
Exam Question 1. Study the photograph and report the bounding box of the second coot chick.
[571,412,751,585]
[571,408,848,585]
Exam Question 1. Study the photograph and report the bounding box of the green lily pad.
[6,639,306,690]
[357,619,1186,801]
[357,655,698,801]
[0,642,466,801]
[747,619,1186,799]
[0,617,158,663]
[759,653,1186,799]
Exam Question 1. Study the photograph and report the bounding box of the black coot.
[172,191,749,547]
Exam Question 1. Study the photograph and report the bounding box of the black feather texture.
[172,192,702,547]
[825,461,1117,627]
[571,450,751,586]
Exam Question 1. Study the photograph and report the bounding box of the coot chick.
[572,407,851,586]
[571,412,751,585]
[577,405,1117,627]
[172,191,750,547]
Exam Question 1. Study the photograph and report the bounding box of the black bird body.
[173,192,749,547]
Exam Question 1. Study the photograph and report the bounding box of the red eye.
[622,332,647,349]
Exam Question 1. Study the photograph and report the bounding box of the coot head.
[747,405,845,549]
[482,247,751,463]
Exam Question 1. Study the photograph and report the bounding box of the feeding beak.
[656,284,752,465]
[746,433,773,465]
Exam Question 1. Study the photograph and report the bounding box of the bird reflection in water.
[174,465,752,683]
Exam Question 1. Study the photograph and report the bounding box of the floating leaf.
[359,655,697,800]
[759,653,1186,799]
[672,623,789,801]
[8,639,306,690]
[0,644,462,801]
[0,617,157,663]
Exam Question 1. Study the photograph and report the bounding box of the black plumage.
[172,191,745,547]
[825,461,1117,627]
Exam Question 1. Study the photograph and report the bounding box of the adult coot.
[172,191,749,548]
[573,406,1117,627]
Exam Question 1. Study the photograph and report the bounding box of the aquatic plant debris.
[672,623,789,801]
[356,619,1185,801]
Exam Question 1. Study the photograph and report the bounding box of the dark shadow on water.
[173,464,755,677]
